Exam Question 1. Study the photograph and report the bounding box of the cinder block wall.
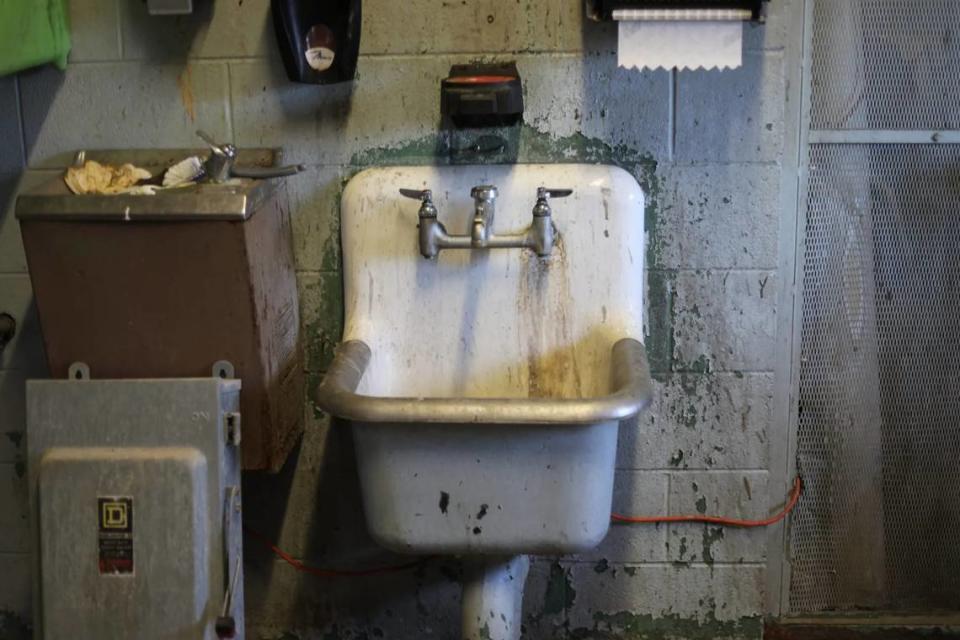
[0,1,797,637]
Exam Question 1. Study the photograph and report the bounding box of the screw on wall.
[0,313,16,353]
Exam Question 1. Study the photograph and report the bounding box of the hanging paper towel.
[616,9,745,71]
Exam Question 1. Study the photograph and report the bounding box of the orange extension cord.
[612,475,803,527]
[243,525,431,577]
[248,476,803,576]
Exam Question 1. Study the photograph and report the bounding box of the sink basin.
[318,163,651,640]
[318,163,650,552]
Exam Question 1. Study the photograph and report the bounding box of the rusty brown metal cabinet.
[16,150,304,471]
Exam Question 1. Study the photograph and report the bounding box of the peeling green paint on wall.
[645,269,675,375]
[701,526,725,566]
[301,272,345,417]
[303,274,344,372]
[694,496,708,515]
[570,612,763,640]
[543,561,576,616]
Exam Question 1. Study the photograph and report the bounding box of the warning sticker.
[98,497,134,576]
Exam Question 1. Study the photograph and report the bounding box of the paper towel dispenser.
[587,0,768,22]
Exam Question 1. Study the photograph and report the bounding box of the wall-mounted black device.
[272,0,361,84]
[587,0,769,22]
[441,63,524,129]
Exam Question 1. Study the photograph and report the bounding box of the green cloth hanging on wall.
[0,0,71,76]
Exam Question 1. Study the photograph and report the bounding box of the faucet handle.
[400,188,437,218]
[400,188,433,201]
[537,187,573,200]
[470,185,498,201]
[196,130,236,158]
[533,188,572,218]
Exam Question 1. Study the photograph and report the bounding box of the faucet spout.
[196,130,304,183]
[470,185,498,247]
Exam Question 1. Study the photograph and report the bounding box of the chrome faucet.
[196,130,305,183]
[400,185,572,259]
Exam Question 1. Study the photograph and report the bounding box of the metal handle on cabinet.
[216,485,242,639]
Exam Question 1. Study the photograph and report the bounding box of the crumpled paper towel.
[162,156,204,188]
[64,161,152,195]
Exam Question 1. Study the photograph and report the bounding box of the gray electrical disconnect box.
[26,373,244,639]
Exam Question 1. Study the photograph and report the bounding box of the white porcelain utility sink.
[317,163,650,640]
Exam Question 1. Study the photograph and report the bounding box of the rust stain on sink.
[520,234,584,400]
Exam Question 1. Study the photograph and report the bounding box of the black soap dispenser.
[272,0,361,84]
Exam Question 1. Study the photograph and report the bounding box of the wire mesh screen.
[792,144,960,612]
[810,0,960,130]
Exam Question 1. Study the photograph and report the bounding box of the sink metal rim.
[315,338,654,425]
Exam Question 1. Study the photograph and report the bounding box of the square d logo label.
[98,496,134,575]
[99,498,132,533]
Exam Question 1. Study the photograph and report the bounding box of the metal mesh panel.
[792,144,960,612]
[810,1,960,130]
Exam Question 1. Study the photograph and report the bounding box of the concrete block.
[0,464,28,553]
[618,373,773,470]
[0,171,59,275]
[298,272,344,374]
[69,0,121,62]
[675,51,785,164]
[667,470,769,564]
[672,269,777,372]
[287,166,343,272]
[121,0,273,60]
[522,54,672,157]
[0,77,23,175]
[0,275,46,375]
[574,470,669,563]
[0,372,26,464]
[0,553,31,625]
[566,562,765,631]
[657,163,781,270]
[230,56,447,166]
[361,0,585,55]
[20,62,230,167]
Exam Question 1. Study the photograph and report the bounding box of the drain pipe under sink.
[461,555,530,640]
